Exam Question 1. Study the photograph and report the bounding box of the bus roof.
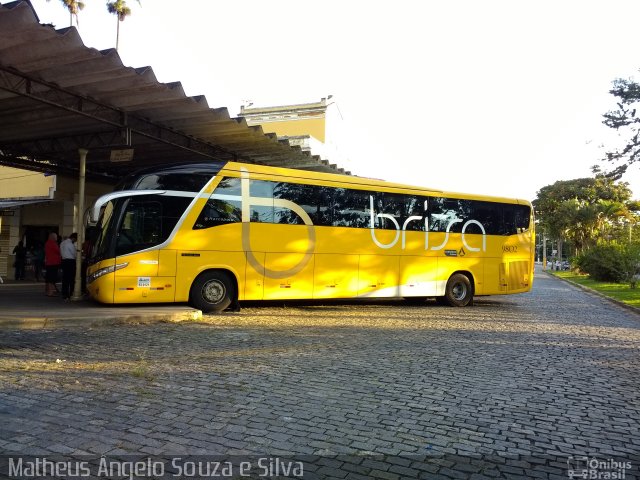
[220,161,531,206]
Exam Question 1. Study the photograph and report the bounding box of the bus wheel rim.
[452,283,467,301]
[203,280,225,304]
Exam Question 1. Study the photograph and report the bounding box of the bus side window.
[502,204,531,235]
[372,192,404,230]
[429,197,461,232]
[514,205,531,233]
[470,201,503,235]
[249,180,274,223]
[332,188,370,228]
[193,177,242,229]
[193,198,241,229]
[403,196,427,231]
[273,183,333,226]
[503,204,523,235]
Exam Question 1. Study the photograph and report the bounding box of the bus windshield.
[91,200,116,262]
[92,194,192,259]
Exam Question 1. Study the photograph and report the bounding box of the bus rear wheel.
[190,271,235,313]
[442,273,473,307]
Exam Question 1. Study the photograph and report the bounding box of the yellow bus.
[86,161,534,312]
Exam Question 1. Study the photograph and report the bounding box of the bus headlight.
[87,262,129,285]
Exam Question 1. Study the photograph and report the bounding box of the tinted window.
[469,201,503,235]
[332,188,370,228]
[370,192,405,230]
[427,198,530,235]
[508,204,531,234]
[194,199,242,229]
[116,195,191,256]
[273,182,333,226]
[403,196,428,231]
[194,178,242,229]
[190,175,531,236]
[429,197,468,233]
[92,200,117,261]
[249,180,274,223]
[116,163,224,191]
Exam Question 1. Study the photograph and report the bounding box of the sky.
[26,0,640,201]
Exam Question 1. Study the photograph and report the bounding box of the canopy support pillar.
[72,148,87,301]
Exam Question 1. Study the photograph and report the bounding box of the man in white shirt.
[60,232,77,300]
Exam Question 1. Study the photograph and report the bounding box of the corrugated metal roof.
[0,0,349,180]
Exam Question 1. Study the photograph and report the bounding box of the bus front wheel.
[442,273,473,307]
[190,271,235,313]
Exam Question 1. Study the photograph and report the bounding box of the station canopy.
[0,0,349,183]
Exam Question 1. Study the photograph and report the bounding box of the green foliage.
[534,176,637,253]
[46,0,85,26]
[107,0,132,21]
[603,77,640,175]
[106,0,141,51]
[574,243,640,283]
[48,0,140,49]
[535,176,632,209]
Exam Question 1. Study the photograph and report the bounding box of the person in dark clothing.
[12,240,26,280]
[60,232,78,301]
[32,243,44,282]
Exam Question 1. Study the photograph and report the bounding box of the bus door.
[113,196,177,303]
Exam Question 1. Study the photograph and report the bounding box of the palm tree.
[107,0,141,51]
[596,200,630,243]
[47,0,85,27]
[557,199,600,255]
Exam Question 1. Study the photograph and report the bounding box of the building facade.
[239,97,351,172]
[0,166,111,280]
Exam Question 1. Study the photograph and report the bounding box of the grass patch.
[130,353,155,382]
[551,271,640,308]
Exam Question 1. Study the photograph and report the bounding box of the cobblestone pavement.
[1,270,639,479]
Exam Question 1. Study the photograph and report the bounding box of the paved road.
[0,270,638,479]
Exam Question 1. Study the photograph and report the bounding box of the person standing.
[32,243,44,282]
[12,240,26,280]
[60,233,77,301]
[44,232,62,296]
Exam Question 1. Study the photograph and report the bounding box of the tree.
[106,0,141,51]
[47,0,85,27]
[602,76,640,178]
[562,200,598,253]
[533,175,636,255]
[596,199,632,241]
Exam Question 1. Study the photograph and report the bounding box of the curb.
[0,309,203,329]
[542,269,640,316]
[0,283,204,328]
